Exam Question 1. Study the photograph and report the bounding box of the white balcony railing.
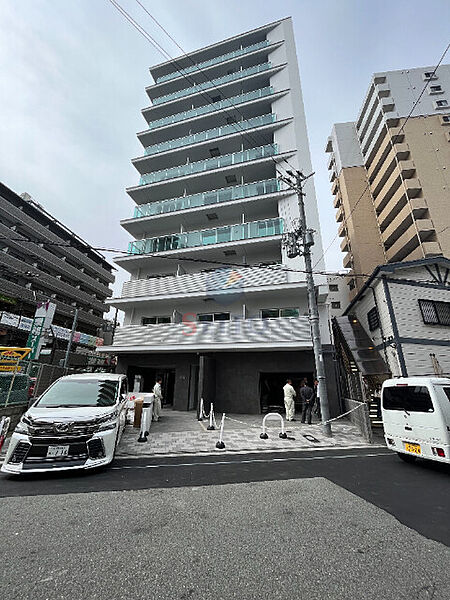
[110,317,312,351]
[121,266,288,299]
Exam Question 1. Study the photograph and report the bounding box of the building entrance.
[259,372,313,413]
[127,366,176,406]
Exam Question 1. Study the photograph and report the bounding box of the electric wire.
[0,235,447,285]
[311,40,450,270]
[108,0,296,181]
[134,0,300,177]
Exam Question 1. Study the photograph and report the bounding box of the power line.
[312,40,450,270]
[0,235,447,285]
[108,0,295,181]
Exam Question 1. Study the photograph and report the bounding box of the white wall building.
[342,257,450,378]
[102,18,337,414]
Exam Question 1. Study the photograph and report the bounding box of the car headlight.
[14,420,30,435]
[98,420,117,432]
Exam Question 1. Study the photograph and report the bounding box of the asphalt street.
[1,447,449,545]
[1,474,449,600]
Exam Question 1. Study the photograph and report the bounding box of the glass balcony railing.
[144,113,276,156]
[128,218,283,255]
[133,179,281,218]
[138,144,277,186]
[156,40,270,84]
[153,62,272,105]
[144,87,273,131]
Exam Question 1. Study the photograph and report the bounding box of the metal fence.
[343,398,373,443]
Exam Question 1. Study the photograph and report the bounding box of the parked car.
[1,373,129,475]
[381,377,450,464]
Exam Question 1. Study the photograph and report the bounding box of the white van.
[381,377,450,464]
[1,373,129,474]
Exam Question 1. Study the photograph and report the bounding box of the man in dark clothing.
[300,381,315,424]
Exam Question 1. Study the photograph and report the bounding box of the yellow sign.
[0,347,32,362]
[0,364,24,372]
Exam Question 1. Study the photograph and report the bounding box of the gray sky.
[1,0,449,309]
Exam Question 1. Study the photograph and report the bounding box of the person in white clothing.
[152,377,163,422]
[283,379,296,421]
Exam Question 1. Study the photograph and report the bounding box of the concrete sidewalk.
[117,408,381,457]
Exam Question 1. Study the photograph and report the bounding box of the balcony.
[152,62,272,105]
[102,316,312,353]
[133,179,280,219]
[385,220,435,262]
[128,217,283,255]
[138,144,277,186]
[156,40,270,84]
[143,113,276,157]
[142,87,274,132]
[343,252,353,269]
[109,265,291,307]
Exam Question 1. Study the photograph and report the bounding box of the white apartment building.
[102,18,337,414]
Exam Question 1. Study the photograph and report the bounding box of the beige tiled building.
[326,65,450,299]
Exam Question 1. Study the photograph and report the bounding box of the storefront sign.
[0,312,20,328]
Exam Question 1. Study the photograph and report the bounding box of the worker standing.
[283,378,296,422]
[152,376,163,422]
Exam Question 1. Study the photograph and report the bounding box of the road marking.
[111,451,392,470]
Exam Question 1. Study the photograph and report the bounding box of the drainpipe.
[381,275,407,377]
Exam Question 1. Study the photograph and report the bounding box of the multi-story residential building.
[326,65,450,299]
[103,18,339,414]
[0,182,115,352]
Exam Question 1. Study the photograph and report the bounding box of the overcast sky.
[1,0,449,311]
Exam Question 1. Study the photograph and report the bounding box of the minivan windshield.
[383,385,434,413]
[36,379,119,408]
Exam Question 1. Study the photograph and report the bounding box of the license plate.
[47,445,69,458]
[404,442,421,455]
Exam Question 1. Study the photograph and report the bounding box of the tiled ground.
[117,408,381,457]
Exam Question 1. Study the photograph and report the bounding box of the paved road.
[1,447,449,545]
[1,475,449,600]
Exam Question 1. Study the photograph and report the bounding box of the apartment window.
[142,316,171,325]
[261,307,299,319]
[329,284,339,292]
[435,99,448,109]
[349,279,356,290]
[367,306,380,331]
[441,115,450,123]
[331,301,341,310]
[198,312,230,322]
[210,95,221,103]
[419,300,450,326]
[429,84,443,94]
[209,147,220,157]
[226,116,237,124]
[423,71,437,80]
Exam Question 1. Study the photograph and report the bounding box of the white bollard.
[207,403,216,430]
[216,413,226,449]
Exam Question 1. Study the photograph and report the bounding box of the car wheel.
[397,452,417,463]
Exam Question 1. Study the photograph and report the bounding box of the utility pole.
[280,170,332,437]
[63,308,78,369]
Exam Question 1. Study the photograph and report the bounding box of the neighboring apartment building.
[0,182,115,353]
[326,65,450,299]
[103,18,339,414]
[338,257,450,381]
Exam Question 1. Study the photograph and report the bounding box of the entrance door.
[259,372,313,413]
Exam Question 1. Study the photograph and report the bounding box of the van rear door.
[382,384,444,444]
